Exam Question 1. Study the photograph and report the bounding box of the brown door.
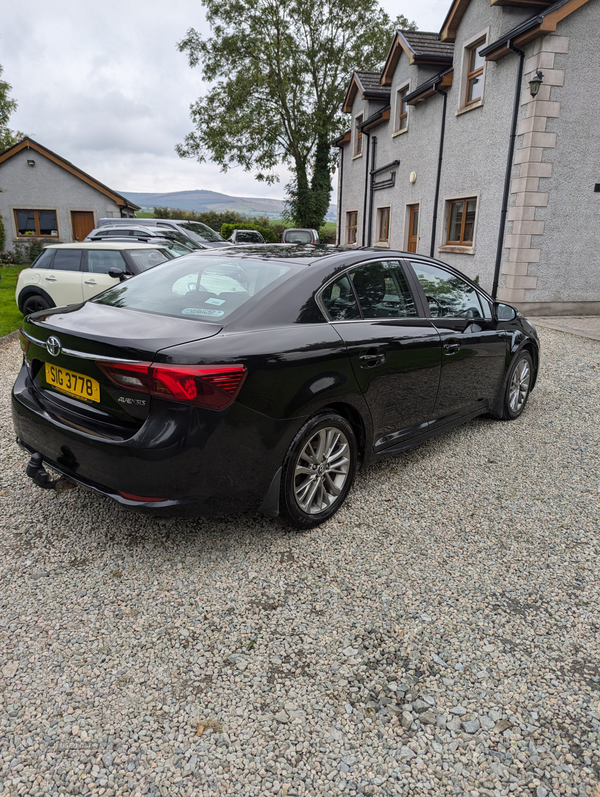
[71,211,95,242]
[407,205,419,253]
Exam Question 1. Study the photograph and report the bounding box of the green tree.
[0,64,23,152]
[177,0,415,229]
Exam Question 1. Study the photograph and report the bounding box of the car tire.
[22,293,53,315]
[279,412,358,530]
[500,349,534,420]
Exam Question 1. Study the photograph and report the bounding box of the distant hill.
[119,189,337,222]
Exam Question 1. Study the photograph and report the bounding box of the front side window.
[15,209,58,237]
[350,261,417,319]
[377,207,390,243]
[87,250,126,274]
[347,211,358,244]
[465,39,485,106]
[354,115,363,156]
[411,261,484,319]
[395,87,408,132]
[447,198,477,246]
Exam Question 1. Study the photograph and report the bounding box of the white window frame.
[457,28,489,116]
[393,83,410,136]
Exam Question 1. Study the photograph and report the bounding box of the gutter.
[491,40,526,300]
[367,136,377,247]
[361,131,371,246]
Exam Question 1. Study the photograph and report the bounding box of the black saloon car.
[13,247,539,528]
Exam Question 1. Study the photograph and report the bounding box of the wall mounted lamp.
[529,70,544,98]
[27,159,35,167]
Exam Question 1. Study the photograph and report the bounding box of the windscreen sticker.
[182,307,225,317]
[205,297,225,305]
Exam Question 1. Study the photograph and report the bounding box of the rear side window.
[126,249,171,272]
[349,261,417,319]
[320,275,360,321]
[87,250,126,274]
[31,249,55,269]
[94,256,292,322]
[53,250,82,271]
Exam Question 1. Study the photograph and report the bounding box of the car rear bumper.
[12,364,299,517]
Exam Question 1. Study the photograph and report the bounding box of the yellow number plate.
[45,362,100,403]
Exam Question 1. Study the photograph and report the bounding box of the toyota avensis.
[12,246,539,529]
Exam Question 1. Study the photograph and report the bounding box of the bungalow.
[0,138,139,252]
[334,0,600,315]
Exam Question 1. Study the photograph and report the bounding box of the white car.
[16,242,174,316]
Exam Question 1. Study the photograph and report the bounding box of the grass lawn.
[0,266,27,337]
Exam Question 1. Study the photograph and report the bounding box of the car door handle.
[443,340,461,355]
[44,275,57,281]
[84,279,98,285]
[358,348,386,368]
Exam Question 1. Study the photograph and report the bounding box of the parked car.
[228,229,266,244]
[86,225,202,251]
[86,229,194,258]
[96,218,231,248]
[13,248,539,529]
[281,228,319,244]
[16,242,174,315]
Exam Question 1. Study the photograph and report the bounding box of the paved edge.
[0,330,19,347]
[532,317,600,342]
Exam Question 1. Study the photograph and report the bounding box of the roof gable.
[342,71,390,113]
[0,138,140,210]
[382,30,454,86]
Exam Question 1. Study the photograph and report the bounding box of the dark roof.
[359,105,391,132]
[355,70,390,98]
[402,31,455,61]
[331,129,351,147]
[480,0,575,58]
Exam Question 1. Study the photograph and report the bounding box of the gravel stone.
[1,327,599,796]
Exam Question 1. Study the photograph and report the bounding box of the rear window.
[94,256,291,322]
[126,248,172,272]
[177,221,224,242]
[32,249,55,269]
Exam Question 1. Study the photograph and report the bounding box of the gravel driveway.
[0,329,599,797]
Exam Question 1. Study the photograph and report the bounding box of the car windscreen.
[126,248,172,272]
[177,221,225,242]
[93,256,292,322]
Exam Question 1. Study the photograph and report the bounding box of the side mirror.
[493,302,517,322]
[108,267,127,281]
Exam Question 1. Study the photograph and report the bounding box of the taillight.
[98,362,247,411]
[19,328,31,357]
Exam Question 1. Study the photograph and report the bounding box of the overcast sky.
[1,0,449,202]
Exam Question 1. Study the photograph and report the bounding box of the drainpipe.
[430,84,448,258]
[367,136,378,247]
[336,145,344,246]
[361,131,371,246]
[492,39,525,299]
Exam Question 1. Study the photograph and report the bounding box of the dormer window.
[354,115,364,156]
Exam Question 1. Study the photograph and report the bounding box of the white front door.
[43,249,84,306]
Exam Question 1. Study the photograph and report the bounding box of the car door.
[320,259,441,452]
[82,249,127,300]
[42,248,84,306]
[407,260,508,425]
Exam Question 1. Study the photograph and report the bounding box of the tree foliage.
[177,0,415,228]
[0,64,23,153]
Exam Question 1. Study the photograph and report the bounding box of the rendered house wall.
[0,149,125,251]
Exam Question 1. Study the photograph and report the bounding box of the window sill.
[352,153,363,160]
[14,236,59,241]
[438,245,475,255]
[392,128,408,138]
[374,241,390,248]
[456,100,483,117]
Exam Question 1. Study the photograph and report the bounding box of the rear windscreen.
[93,256,292,322]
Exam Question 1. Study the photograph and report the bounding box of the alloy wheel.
[293,426,350,515]
[508,357,531,414]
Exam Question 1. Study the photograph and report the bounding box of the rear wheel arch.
[18,287,55,314]
[321,402,367,466]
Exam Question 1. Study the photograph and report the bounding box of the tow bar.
[26,453,77,494]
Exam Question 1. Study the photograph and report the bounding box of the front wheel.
[279,412,358,529]
[501,350,533,419]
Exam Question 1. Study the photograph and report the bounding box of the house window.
[15,209,59,237]
[465,39,485,106]
[377,207,390,243]
[354,115,363,156]
[395,87,409,132]
[446,198,477,246]
[347,211,358,244]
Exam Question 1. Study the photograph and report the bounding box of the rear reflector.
[119,491,166,503]
[98,361,247,411]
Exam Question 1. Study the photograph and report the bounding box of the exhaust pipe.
[26,453,77,493]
